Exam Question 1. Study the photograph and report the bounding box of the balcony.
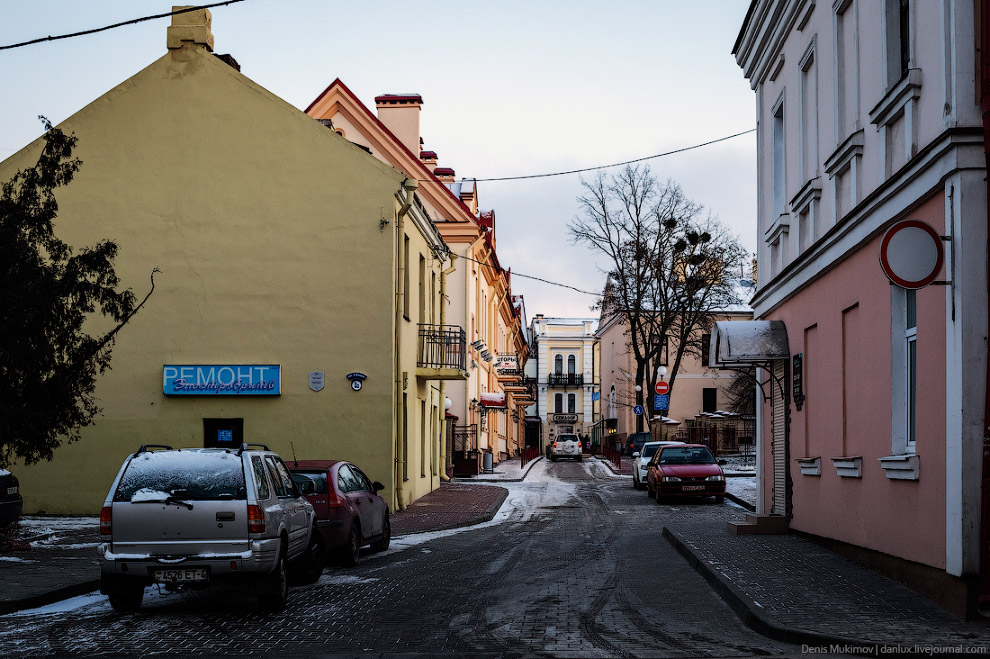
[547,373,583,387]
[496,367,524,382]
[416,324,469,381]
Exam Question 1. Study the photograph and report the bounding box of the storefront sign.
[163,365,281,395]
[495,354,518,373]
[792,353,804,411]
[552,414,578,423]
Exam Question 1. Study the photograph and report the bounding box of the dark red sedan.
[646,444,726,504]
[289,460,390,567]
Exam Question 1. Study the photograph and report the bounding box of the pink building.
[731,0,987,617]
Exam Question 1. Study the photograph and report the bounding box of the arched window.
[554,354,563,375]
[567,355,576,375]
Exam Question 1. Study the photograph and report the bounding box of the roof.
[288,459,343,470]
[709,319,790,367]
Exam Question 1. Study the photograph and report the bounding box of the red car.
[646,444,726,504]
[289,460,390,567]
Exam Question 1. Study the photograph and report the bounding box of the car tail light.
[248,505,266,534]
[553,442,558,448]
[326,483,345,508]
[100,506,112,536]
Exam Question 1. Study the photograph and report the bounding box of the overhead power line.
[425,128,755,184]
[0,1,246,51]
[456,253,599,297]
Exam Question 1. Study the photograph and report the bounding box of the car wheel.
[257,549,289,611]
[550,455,557,462]
[290,530,324,585]
[370,512,391,552]
[339,522,361,567]
[576,455,582,462]
[105,580,144,613]
[714,495,725,504]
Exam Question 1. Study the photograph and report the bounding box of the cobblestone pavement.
[0,459,808,658]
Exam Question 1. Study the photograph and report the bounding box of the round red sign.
[654,381,669,395]
[879,220,944,289]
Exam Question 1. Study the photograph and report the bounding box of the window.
[772,98,786,219]
[701,334,711,368]
[403,236,410,319]
[555,354,563,375]
[418,255,426,324]
[799,43,818,182]
[265,457,287,497]
[703,388,717,413]
[906,289,917,449]
[567,355,576,375]
[885,0,911,86]
[251,456,270,500]
[568,394,576,414]
[555,393,563,413]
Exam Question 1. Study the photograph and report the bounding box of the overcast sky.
[0,0,756,320]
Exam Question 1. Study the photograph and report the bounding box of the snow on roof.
[718,278,755,313]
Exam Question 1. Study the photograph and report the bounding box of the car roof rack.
[136,444,173,454]
[237,443,271,455]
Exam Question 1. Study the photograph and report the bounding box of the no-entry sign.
[654,381,669,395]
[879,220,944,289]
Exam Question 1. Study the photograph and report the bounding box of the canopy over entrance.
[709,320,789,368]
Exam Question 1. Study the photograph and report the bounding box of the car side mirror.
[717,459,727,466]
[372,481,385,493]
[632,452,640,458]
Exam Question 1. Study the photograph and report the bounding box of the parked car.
[98,444,318,612]
[631,441,685,490]
[550,434,582,462]
[0,469,23,527]
[646,444,726,503]
[624,431,652,456]
[289,460,390,567]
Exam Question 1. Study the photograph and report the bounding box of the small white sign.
[309,371,325,392]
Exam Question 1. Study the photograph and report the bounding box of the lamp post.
[657,366,668,439]
[635,384,643,432]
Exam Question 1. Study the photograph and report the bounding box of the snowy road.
[0,459,803,658]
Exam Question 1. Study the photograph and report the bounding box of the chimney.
[167,6,214,51]
[434,167,455,183]
[420,151,438,173]
[375,94,422,156]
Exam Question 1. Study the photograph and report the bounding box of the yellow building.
[527,316,599,452]
[304,83,531,474]
[0,8,462,514]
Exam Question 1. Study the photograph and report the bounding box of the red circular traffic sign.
[879,220,944,289]
[654,381,669,395]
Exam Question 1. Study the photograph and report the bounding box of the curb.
[661,526,925,656]
[456,456,545,483]
[593,456,630,477]
[392,487,509,537]
[724,492,755,512]
[0,578,101,616]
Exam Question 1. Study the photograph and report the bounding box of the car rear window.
[291,470,328,495]
[114,450,246,502]
[642,445,660,459]
[658,447,716,465]
[557,435,579,442]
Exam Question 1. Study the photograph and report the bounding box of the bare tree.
[571,165,747,429]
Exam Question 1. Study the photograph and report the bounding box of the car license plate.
[154,568,208,583]
[6,487,16,495]
[682,485,705,491]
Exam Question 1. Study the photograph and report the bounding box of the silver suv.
[99,444,317,612]
[550,433,583,462]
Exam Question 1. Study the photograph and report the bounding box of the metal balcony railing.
[547,373,584,387]
[417,324,467,371]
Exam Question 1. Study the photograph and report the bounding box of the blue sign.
[592,391,600,402]
[653,394,669,411]
[163,365,281,395]
[633,405,644,415]
[217,429,234,443]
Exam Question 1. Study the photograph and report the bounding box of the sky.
[0,0,757,319]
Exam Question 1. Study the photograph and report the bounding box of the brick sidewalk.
[663,509,990,650]
[391,482,507,536]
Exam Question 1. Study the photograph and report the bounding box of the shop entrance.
[203,418,243,449]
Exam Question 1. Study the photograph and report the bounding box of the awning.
[709,320,789,367]
[480,392,507,409]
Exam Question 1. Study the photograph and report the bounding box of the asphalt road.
[1,460,814,658]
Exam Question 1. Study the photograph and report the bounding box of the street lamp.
[657,365,667,380]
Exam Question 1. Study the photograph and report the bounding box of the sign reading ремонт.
[163,365,281,395]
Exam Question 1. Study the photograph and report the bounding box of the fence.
[677,416,756,456]
[520,446,540,469]
[602,444,621,469]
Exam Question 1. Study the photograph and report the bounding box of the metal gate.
[771,360,790,517]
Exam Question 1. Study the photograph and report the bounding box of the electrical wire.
[0,1,247,51]
[422,128,755,184]
[456,252,600,297]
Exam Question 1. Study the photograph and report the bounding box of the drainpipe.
[979,0,990,615]
[438,256,459,481]
[394,179,418,511]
